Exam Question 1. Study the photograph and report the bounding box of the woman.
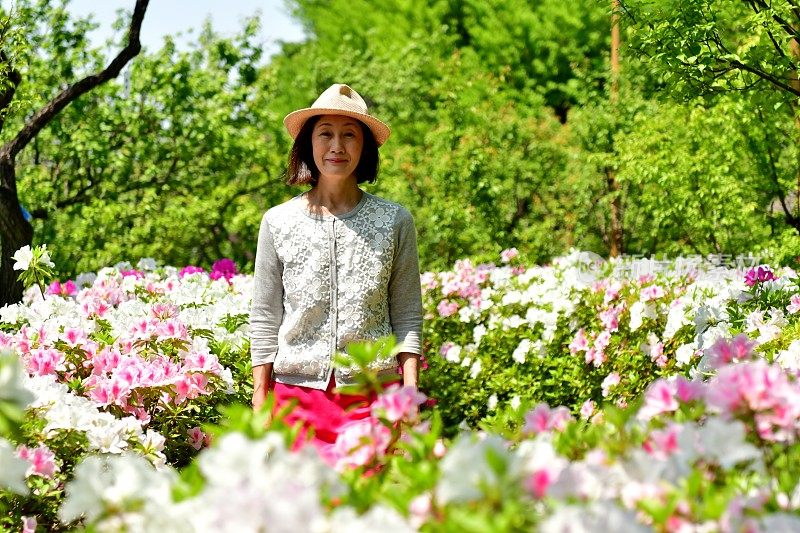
[249,84,423,455]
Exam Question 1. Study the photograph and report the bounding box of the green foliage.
[6,0,800,283]
[620,0,799,104]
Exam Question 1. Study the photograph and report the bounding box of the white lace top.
[249,191,423,390]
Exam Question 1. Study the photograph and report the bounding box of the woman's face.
[311,114,364,183]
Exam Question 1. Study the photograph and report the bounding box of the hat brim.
[283,108,391,146]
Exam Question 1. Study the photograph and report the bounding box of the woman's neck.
[305,179,363,216]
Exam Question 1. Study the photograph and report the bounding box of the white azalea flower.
[444,344,462,363]
[59,453,177,526]
[776,340,800,371]
[487,394,498,411]
[12,245,34,271]
[675,343,697,367]
[469,359,482,379]
[436,434,510,503]
[329,505,414,533]
[540,502,648,533]
[0,438,29,494]
[39,245,55,268]
[136,258,158,271]
[0,351,34,407]
[512,338,531,364]
[472,324,487,346]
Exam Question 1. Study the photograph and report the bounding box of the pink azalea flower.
[599,304,624,332]
[62,327,87,348]
[332,417,392,471]
[87,377,132,408]
[21,516,36,533]
[155,318,189,341]
[81,299,110,318]
[601,372,621,398]
[523,403,574,435]
[649,341,666,368]
[594,330,612,352]
[436,300,459,318]
[585,347,606,367]
[171,372,210,404]
[638,273,656,284]
[586,331,611,367]
[183,351,223,374]
[409,493,432,530]
[638,379,680,421]
[705,360,800,442]
[568,329,589,354]
[150,302,179,320]
[26,348,65,376]
[674,376,704,403]
[17,444,59,478]
[371,385,427,423]
[527,468,558,499]
[500,248,519,263]
[603,280,624,305]
[642,424,681,460]
[704,334,756,369]
[787,294,800,315]
[640,284,666,301]
[420,272,438,291]
[187,426,211,450]
[580,399,596,420]
[591,279,607,294]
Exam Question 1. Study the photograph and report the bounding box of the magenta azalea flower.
[178,265,205,278]
[210,258,238,281]
[744,265,776,287]
[47,280,78,297]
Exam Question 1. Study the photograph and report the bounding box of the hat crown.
[311,83,369,114]
[283,83,391,145]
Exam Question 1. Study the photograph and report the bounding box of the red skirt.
[272,376,388,465]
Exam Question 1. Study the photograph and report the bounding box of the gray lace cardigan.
[249,192,423,390]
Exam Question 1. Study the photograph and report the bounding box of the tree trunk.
[791,38,800,225]
[0,0,149,305]
[0,157,31,305]
[607,0,624,257]
[611,0,620,105]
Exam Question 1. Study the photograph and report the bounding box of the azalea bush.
[6,335,800,531]
[0,250,252,529]
[420,250,800,433]
[5,246,800,530]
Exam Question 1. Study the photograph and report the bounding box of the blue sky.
[63,0,306,56]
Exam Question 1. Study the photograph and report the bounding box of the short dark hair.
[286,115,380,186]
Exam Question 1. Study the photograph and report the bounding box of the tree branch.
[729,59,800,97]
[0,0,149,162]
[746,0,797,66]
[749,0,799,40]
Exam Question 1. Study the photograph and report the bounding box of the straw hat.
[283,84,391,146]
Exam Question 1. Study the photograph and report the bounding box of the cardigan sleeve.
[388,208,423,355]
[249,213,284,367]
